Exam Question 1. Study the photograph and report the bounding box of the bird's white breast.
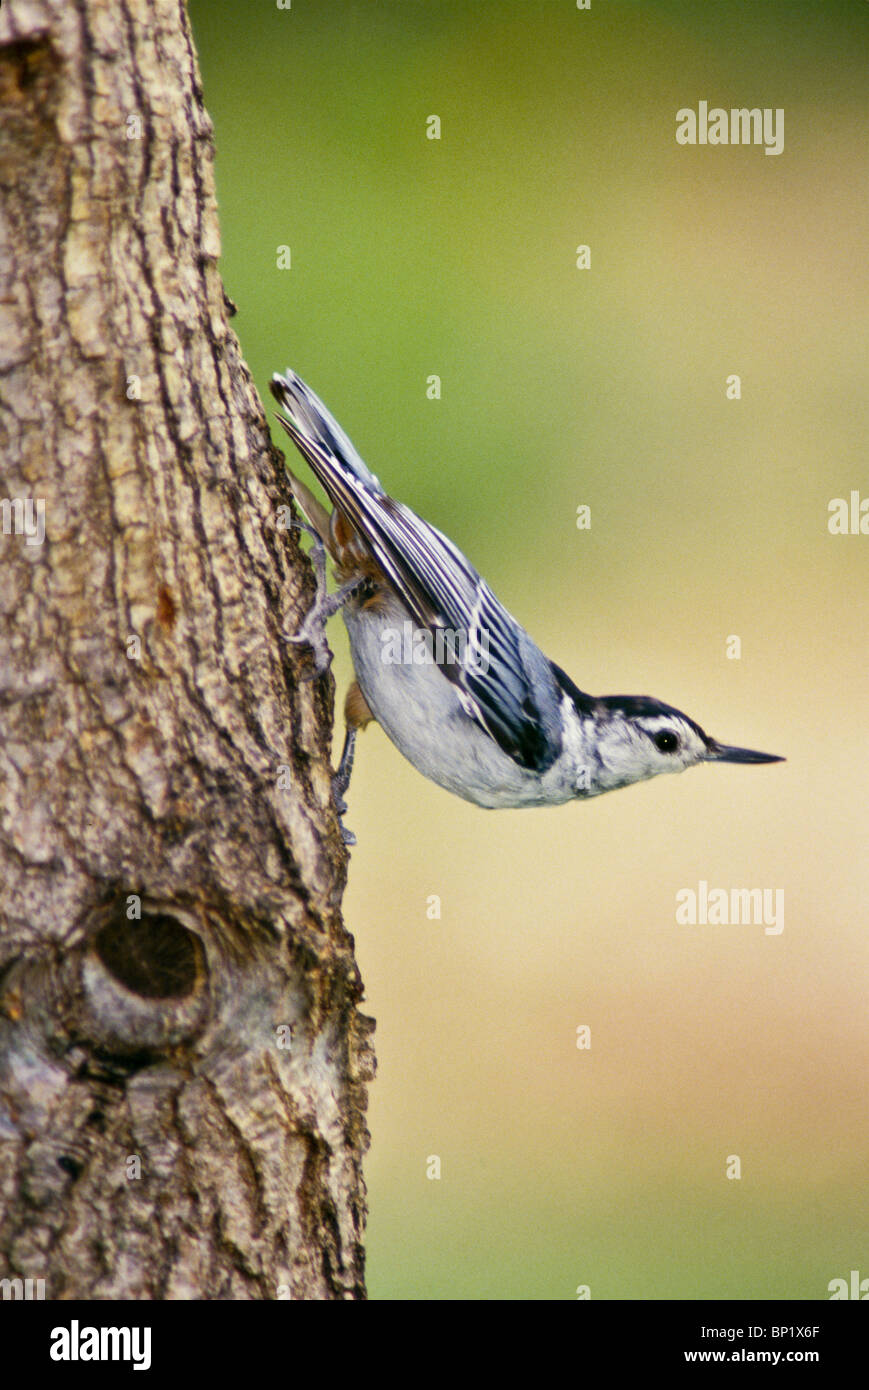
[343,600,583,808]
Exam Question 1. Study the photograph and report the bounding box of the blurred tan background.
[188,0,868,1299]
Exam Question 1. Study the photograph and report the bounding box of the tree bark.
[0,0,372,1300]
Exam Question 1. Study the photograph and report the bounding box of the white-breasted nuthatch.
[271,368,783,840]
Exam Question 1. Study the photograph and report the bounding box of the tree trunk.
[0,0,372,1300]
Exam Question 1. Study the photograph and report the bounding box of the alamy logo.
[380,620,490,672]
[828,492,869,535]
[676,103,784,156]
[0,496,45,546]
[0,1276,45,1299]
[50,1320,151,1371]
[676,880,784,935]
[828,1269,869,1300]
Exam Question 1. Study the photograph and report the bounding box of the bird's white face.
[589,702,782,795]
[594,712,711,792]
[630,714,712,778]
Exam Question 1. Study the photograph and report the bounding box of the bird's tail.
[272,365,384,483]
[270,367,391,565]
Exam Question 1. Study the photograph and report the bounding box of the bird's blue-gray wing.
[271,370,564,772]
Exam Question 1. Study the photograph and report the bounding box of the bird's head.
[590,695,783,793]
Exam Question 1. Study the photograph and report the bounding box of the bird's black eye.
[653,730,680,753]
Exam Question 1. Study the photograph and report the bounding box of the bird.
[270,368,782,841]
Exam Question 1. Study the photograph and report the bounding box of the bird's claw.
[283,519,337,676]
[285,519,360,842]
[283,519,366,678]
[332,727,358,847]
[331,775,355,844]
[283,618,334,678]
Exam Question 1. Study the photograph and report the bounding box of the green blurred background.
[188,0,868,1299]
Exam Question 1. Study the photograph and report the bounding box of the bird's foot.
[332,727,358,846]
[284,520,364,678]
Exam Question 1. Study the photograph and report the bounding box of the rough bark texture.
[0,0,372,1299]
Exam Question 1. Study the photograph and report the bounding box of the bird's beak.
[706,742,785,765]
